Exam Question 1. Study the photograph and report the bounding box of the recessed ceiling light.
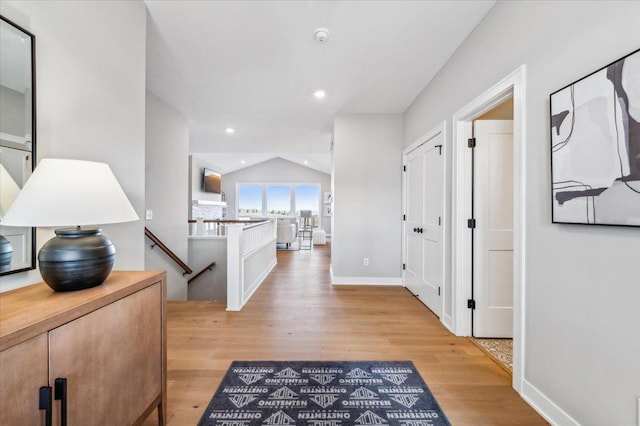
[304,160,309,165]
[225,127,235,134]
[313,90,326,99]
[240,160,246,164]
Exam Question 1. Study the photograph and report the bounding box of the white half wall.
[404,2,640,425]
[332,114,403,284]
[145,91,189,300]
[0,0,147,292]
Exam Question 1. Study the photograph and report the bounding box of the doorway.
[402,123,445,319]
[451,66,526,392]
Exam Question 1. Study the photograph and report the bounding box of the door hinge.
[468,137,476,148]
[467,218,476,229]
[402,263,406,270]
[403,214,406,221]
[438,287,441,296]
[435,144,443,155]
[467,299,476,309]
[403,165,406,172]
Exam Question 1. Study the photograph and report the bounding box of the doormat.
[198,360,451,425]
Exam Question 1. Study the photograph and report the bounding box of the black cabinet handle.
[419,228,424,233]
[39,386,52,426]
[55,378,67,426]
[413,227,417,232]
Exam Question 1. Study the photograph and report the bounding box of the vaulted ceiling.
[145,0,495,173]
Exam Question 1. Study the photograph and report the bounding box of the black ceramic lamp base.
[38,227,115,292]
[0,235,13,273]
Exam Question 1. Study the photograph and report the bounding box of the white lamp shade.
[0,163,21,218]
[1,158,139,227]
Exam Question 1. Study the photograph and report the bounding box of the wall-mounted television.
[202,168,222,194]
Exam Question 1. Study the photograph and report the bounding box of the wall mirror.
[0,15,36,275]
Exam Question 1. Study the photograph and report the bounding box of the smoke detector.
[314,28,329,43]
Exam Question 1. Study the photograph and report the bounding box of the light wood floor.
[144,242,547,425]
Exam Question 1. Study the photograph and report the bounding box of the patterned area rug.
[198,361,450,426]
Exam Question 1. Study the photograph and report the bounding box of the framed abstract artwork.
[550,48,640,226]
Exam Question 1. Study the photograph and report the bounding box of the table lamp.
[0,163,22,271]
[0,158,139,291]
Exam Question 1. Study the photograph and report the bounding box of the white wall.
[332,114,403,284]
[221,157,332,235]
[190,155,224,206]
[0,0,147,292]
[188,238,227,301]
[145,91,189,300]
[404,2,640,425]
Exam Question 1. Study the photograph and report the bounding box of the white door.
[404,132,443,317]
[473,120,514,337]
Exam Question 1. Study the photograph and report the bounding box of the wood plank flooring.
[144,242,547,425]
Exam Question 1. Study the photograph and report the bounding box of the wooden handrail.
[144,227,193,275]
[187,261,216,284]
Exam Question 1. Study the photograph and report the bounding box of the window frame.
[236,182,322,221]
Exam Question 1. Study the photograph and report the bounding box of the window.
[295,185,320,217]
[237,183,321,224]
[238,184,263,217]
[295,185,321,227]
[267,185,291,216]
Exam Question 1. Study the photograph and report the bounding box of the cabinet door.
[49,284,162,425]
[0,334,48,425]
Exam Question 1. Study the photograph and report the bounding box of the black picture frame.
[0,15,37,276]
[550,48,640,227]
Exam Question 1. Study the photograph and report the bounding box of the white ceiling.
[145,0,495,173]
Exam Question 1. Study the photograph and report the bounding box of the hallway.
[147,243,546,425]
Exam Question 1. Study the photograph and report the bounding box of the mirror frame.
[0,14,36,276]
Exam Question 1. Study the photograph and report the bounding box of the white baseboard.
[521,379,580,426]
[329,264,401,285]
[442,313,453,332]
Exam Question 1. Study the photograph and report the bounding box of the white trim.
[332,263,401,285]
[332,276,402,286]
[401,121,448,321]
[404,121,446,155]
[521,380,580,426]
[451,65,527,394]
[442,313,453,333]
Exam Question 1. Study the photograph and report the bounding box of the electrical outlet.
[145,210,153,220]
[363,257,369,266]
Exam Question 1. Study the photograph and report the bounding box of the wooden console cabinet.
[0,271,167,426]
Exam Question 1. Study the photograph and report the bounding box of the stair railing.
[144,227,193,276]
[187,261,217,284]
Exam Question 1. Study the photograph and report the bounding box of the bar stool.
[299,210,313,250]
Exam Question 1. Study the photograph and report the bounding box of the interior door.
[473,120,514,337]
[404,147,424,298]
[404,132,444,317]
